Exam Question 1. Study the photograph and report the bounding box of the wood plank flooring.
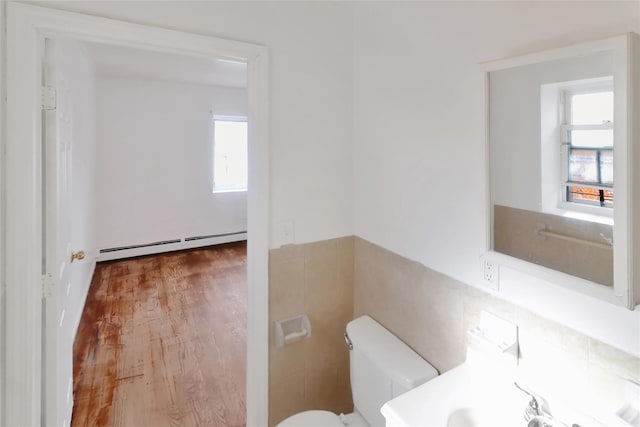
[72,242,247,427]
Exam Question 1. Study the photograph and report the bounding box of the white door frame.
[4,2,269,425]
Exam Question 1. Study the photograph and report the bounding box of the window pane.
[214,120,248,189]
[600,151,614,185]
[570,129,613,148]
[571,91,613,125]
[567,186,614,208]
[567,186,601,204]
[569,149,598,183]
[603,189,614,208]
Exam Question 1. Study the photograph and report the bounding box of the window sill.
[545,205,613,226]
[212,187,248,194]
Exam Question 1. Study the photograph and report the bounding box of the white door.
[43,37,81,427]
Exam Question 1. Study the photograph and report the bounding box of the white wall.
[353,1,640,356]
[30,0,640,358]
[0,1,5,422]
[95,77,247,250]
[44,1,355,249]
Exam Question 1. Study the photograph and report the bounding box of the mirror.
[485,35,638,309]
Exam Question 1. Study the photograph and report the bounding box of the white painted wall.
[95,77,248,250]
[4,0,638,383]
[0,2,5,422]
[353,1,640,356]
[45,1,355,248]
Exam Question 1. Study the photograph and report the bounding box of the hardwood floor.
[72,242,247,427]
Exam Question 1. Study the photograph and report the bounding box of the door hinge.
[41,86,56,110]
[41,273,55,299]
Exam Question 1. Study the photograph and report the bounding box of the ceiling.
[84,41,247,88]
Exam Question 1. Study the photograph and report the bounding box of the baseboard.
[97,232,247,262]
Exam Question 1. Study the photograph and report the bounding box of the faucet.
[514,382,583,427]
[514,382,552,420]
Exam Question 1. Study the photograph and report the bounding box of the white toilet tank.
[346,316,438,427]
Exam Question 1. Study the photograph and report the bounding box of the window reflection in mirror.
[486,34,639,309]
[562,85,614,209]
[489,50,615,287]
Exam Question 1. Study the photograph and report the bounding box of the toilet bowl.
[277,315,438,427]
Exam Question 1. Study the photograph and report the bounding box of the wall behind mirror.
[486,35,639,309]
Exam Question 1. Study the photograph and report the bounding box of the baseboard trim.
[97,232,247,261]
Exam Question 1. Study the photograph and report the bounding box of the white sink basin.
[381,362,527,427]
[381,360,599,427]
[447,407,521,427]
[447,408,491,427]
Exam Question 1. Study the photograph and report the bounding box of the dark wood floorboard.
[72,242,247,427]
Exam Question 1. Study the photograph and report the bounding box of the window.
[561,84,614,209]
[213,116,248,193]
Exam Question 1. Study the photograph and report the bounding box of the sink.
[380,362,529,427]
[381,317,600,427]
[447,407,522,427]
[382,364,590,427]
[447,408,493,427]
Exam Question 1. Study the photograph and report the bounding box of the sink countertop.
[381,360,610,427]
[381,361,525,427]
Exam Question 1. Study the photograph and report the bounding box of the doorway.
[44,36,250,426]
[4,3,269,426]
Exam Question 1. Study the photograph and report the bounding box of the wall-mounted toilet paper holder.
[274,314,311,347]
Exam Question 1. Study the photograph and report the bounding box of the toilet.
[277,315,439,427]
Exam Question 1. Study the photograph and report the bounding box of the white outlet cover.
[483,261,500,290]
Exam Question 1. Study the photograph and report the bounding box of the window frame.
[558,81,614,215]
[212,114,249,193]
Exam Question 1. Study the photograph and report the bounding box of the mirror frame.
[482,34,639,309]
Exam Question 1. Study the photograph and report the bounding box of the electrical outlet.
[483,260,500,290]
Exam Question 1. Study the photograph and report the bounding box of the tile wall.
[493,205,614,286]
[268,237,354,426]
[268,236,639,425]
[354,237,639,424]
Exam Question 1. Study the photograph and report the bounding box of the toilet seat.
[277,410,344,427]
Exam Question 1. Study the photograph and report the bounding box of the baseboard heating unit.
[98,231,247,261]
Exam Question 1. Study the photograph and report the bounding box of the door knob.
[71,250,85,263]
